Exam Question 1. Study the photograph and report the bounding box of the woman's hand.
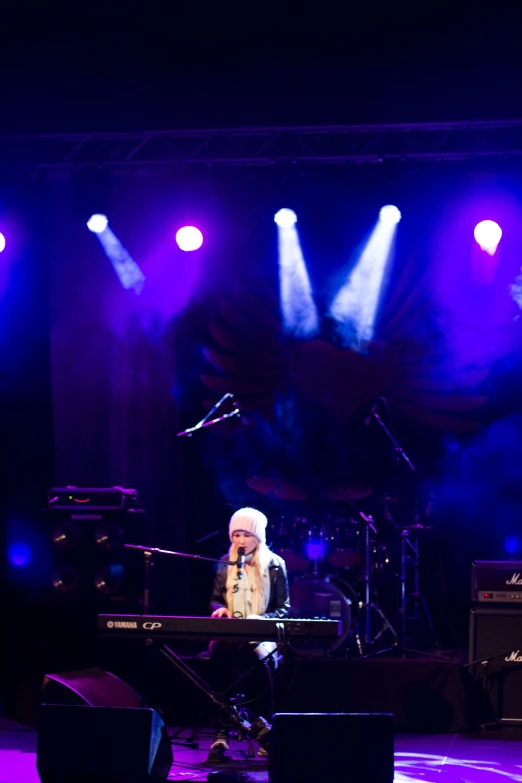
[211,607,232,618]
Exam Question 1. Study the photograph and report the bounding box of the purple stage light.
[0,232,5,252]
[474,220,502,255]
[8,541,32,568]
[176,226,203,251]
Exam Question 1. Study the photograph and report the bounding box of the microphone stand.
[367,406,416,472]
[176,392,240,438]
[365,402,437,659]
[464,647,522,728]
[124,544,236,616]
[123,544,275,754]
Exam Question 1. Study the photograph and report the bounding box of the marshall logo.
[505,650,522,663]
[106,621,138,629]
[506,573,522,586]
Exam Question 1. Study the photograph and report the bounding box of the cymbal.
[402,524,435,531]
[245,476,308,501]
[319,482,372,501]
[376,495,399,505]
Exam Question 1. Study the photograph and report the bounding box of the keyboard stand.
[157,641,280,751]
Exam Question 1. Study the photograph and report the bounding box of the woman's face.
[232,530,258,555]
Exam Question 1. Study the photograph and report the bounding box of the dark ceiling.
[1,3,522,132]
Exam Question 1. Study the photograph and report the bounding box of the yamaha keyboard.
[98,614,342,642]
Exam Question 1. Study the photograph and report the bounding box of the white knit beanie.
[229,507,267,544]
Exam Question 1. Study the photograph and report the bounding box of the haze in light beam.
[277,221,318,338]
[329,217,398,347]
[95,227,145,294]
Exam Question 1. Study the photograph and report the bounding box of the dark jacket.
[210,551,290,619]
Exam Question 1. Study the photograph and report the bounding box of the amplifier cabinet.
[471,561,522,603]
[469,605,522,723]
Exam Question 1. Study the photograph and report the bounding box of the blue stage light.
[8,541,32,568]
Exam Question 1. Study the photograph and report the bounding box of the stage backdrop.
[39,160,522,640]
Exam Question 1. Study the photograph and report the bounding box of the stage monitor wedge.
[37,704,172,783]
[268,712,394,783]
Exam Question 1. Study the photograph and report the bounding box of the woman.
[209,507,290,753]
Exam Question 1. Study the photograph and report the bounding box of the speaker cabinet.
[37,704,172,783]
[268,713,394,783]
[470,606,522,723]
[37,668,172,782]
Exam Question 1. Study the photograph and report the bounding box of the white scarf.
[225,542,272,617]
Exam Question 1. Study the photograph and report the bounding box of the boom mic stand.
[364,400,442,659]
[464,647,522,728]
[124,543,236,616]
[124,543,243,749]
[176,392,241,438]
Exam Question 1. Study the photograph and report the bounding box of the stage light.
[379,205,401,225]
[0,232,5,252]
[504,534,520,555]
[305,537,327,563]
[176,226,203,251]
[8,541,32,568]
[274,208,297,228]
[87,214,109,234]
[275,209,318,337]
[474,220,502,255]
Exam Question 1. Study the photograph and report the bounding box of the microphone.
[237,546,246,580]
[364,401,379,426]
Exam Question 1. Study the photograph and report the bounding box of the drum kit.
[244,476,437,656]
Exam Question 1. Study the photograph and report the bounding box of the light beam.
[275,208,318,338]
[329,205,400,347]
[87,217,145,293]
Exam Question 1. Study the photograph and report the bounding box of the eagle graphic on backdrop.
[200,253,488,436]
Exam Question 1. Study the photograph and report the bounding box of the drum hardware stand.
[349,508,398,651]
[362,512,376,646]
[401,529,438,650]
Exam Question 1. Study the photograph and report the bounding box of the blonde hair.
[225,540,272,616]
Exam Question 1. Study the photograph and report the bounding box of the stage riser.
[276,658,473,733]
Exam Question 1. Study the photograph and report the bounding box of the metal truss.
[2,119,522,168]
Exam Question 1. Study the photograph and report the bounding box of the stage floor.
[2,723,522,783]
